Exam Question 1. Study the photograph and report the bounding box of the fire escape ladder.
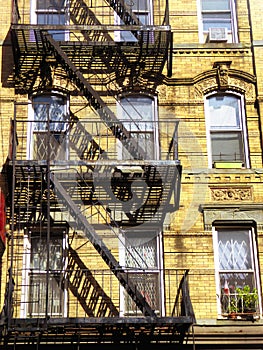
[66,111,105,162]
[51,173,157,317]
[105,0,142,25]
[66,246,119,317]
[43,33,144,160]
[70,0,113,41]
[69,0,131,79]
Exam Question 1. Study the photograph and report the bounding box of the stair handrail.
[171,270,196,321]
[53,166,150,269]
[51,172,157,317]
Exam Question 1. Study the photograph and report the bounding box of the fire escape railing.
[172,270,196,322]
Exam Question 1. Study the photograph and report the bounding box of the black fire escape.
[0,0,195,347]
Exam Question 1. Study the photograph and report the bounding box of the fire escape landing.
[0,0,195,347]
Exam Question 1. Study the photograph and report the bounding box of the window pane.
[125,233,157,268]
[37,0,65,10]
[220,272,256,314]
[120,97,154,131]
[203,21,231,31]
[129,0,149,11]
[30,236,63,271]
[218,229,252,270]
[208,95,240,129]
[124,273,160,313]
[38,13,65,25]
[203,13,232,31]
[33,95,67,131]
[202,0,230,11]
[28,274,64,316]
[220,273,255,292]
[211,132,243,162]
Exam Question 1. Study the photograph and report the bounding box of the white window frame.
[204,91,249,168]
[119,229,165,316]
[27,93,69,161]
[116,94,159,160]
[20,229,68,318]
[213,224,262,318]
[198,0,238,43]
[31,0,69,40]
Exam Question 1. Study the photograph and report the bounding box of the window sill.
[213,162,244,169]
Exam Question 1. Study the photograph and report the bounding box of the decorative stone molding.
[194,77,217,97]
[189,62,256,99]
[200,204,263,231]
[213,61,231,91]
[210,186,253,201]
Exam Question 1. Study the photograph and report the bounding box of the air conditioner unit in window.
[208,27,228,42]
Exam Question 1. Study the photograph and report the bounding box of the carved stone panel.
[210,186,253,201]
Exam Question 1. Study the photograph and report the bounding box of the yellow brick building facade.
[0,0,262,348]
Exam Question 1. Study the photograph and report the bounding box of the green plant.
[236,285,258,313]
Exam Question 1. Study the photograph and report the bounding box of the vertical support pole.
[167,31,173,78]
[165,0,170,26]
[7,105,17,329]
[45,104,51,323]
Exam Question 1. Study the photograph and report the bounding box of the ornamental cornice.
[210,186,253,201]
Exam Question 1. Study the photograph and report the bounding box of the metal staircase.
[51,172,157,317]
[44,33,145,160]
[66,246,119,317]
[105,0,142,26]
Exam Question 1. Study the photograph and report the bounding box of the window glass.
[37,13,65,25]
[130,0,149,11]
[215,227,260,316]
[26,231,66,317]
[206,93,247,166]
[120,96,154,131]
[118,95,158,160]
[37,0,65,10]
[122,231,161,315]
[116,0,152,41]
[30,236,63,270]
[202,0,230,11]
[200,0,236,43]
[33,95,67,132]
[125,232,157,269]
[208,95,240,129]
[211,132,243,162]
[30,94,68,161]
[35,0,67,40]
[218,229,252,270]
[202,13,232,31]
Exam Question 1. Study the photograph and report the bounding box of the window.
[213,225,261,317]
[31,0,68,40]
[117,95,159,160]
[119,230,163,316]
[21,228,68,318]
[115,0,153,42]
[205,93,248,168]
[28,94,69,160]
[199,0,238,43]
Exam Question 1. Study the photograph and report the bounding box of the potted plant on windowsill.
[228,285,258,320]
[236,285,258,314]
